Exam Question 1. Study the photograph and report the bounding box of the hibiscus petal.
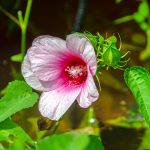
[21,55,49,91]
[32,35,67,50]
[77,69,99,108]
[66,34,97,75]
[27,36,67,81]
[39,86,81,120]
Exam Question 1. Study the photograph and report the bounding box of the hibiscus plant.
[1,0,150,150]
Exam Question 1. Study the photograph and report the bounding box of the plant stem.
[140,29,150,60]
[21,0,32,58]
[51,120,61,134]
[18,11,23,27]
[114,15,133,24]
[146,29,150,49]
[24,0,32,29]
[0,6,19,26]
[21,28,26,58]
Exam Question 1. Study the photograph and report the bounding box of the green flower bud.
[102,44,121,68]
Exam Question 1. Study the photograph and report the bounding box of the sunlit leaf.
[124,66,150,127]
[105,116,147,129]
[133,1,149,23]
[0,144,5,150]
[0,118,31,142]
[11,53,23,62]
[138,1,149,19]
[37,133,104,150]
[140,47,150,60]
[138,128,150,150]
[79,107,99,136]
[0,80,38,122]
[133,12,145,23]
[0,118,35,149]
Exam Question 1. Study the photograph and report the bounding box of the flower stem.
[21,28,26,58]
[50,120,61,134]
[114,15,133,24]
[1,0,32,62]
[140,29,150,60]
[18,10,24,27]
[0,6,20,26]
[146,29,150,49]
[20,0,32,59]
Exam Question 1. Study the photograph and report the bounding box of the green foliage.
[0,0,32,62]
[0,119,104,150]
[140,30,150,60]
[105,116,147,129]
[79,107,99,136]
[0,118,34,150]
[37,133,104,150]
[138,128,150,150]
[0,80,38,122]
[138,0,149,18]
[82,32,129,72]
[124,66,150,127]
[102,43,121,68]
[114,0,150,60]
[0,117,104,149]
[11,53,23,62]
[133,0,149,31]
[115,0,150,31]
[83,32,99,50]
[134,0,149,23]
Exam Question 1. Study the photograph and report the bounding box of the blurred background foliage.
[0,0,150,150]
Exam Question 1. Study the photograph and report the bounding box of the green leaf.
[124,66,150,127]
[139,22,149,31]
[133,1,149,24]
[140,48,150,60]
[138,1,149,19]
[0,144,5,150]
[0,80,39,122]
[133,12,145,23]
[83,31,99,50]
[37,133,104,150]
[11,53,23,62]
[105,116,147,129]
[0,118,31,142]
[138,128,150,150]
[0,118,35,149]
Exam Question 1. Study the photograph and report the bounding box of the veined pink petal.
[21,55,49,91]
[27,38,88,90]
[26,36,69,90]
[32,35,67,51]
[66,34,97,75]
[22,55,67,91]
[27,35,67,81]
[39,86,81,120]
[77,68,99,108]
[28,46,63,81]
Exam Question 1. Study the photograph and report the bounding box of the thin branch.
[0,5,20,26]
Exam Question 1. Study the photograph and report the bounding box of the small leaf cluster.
[84,32,129,72]
[0,119,104,150]
[114,0,150,61]
[133,0,150,32]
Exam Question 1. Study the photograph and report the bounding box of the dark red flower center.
[65,60,87,86]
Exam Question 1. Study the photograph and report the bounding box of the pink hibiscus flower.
[21,33,99,120]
